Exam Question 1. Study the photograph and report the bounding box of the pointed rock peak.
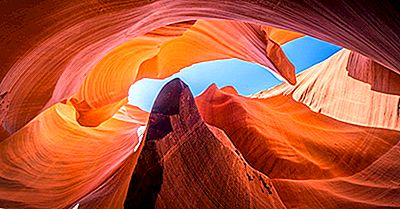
[125,78,203,208]
[209,83,218,89]
[221,86,238,95]
[151,78,191,116]
[198,83,219,98]
[146,78,200,140]
[125,77,283,208]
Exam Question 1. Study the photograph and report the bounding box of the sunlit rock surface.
[197,83,400,208]
[0,17,300,133]
[1,0,400,134]
[0,102,148,208]
[253,49,400,131]
[0,0,400,208]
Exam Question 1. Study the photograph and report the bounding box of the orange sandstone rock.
[254,49,400,131]
[0,1,399,208]
[1,0,399,134]
[125,78,285,208]
[0,103,147,208]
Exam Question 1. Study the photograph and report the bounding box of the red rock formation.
[125,78,285,208]
[0,18,299,135]
[0,103,148,208]
[129,78,400,208]
[70,19,299,128]
[197,85,400,180]
[0,1,400,208]
[254,49,400,131]
[1,0,399,134]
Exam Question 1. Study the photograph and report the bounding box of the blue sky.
[128,36,341,111]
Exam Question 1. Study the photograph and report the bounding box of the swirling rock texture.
[0,0,399,209]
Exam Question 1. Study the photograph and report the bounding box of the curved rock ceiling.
[0,0,399,208]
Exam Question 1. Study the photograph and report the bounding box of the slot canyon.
[0,1,399,208]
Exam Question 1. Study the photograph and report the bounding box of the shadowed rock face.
[124,79,191,208]
[125,78,284,208]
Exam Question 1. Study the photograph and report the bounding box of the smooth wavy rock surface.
[197,85,400,180]
[0,17,299,135]
[70,19,299,128]
[1,0,400,135]
[1,1,400,208]
[0,102,148,208]
[0,76,399,208]
[253,49,400,131]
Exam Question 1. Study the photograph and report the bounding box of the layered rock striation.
[1,1,400,208]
